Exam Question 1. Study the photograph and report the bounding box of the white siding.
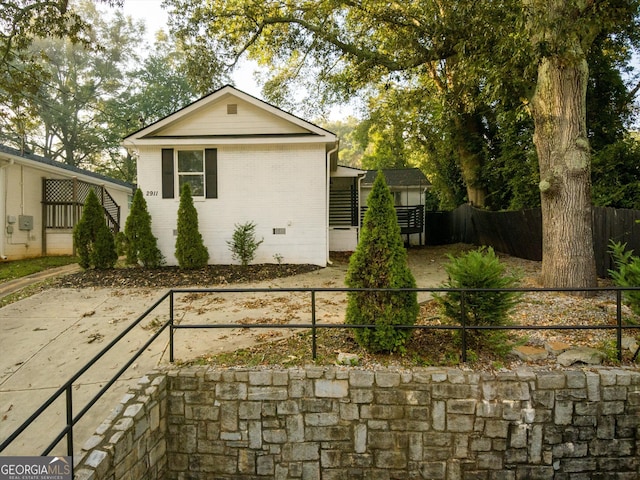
[329,228,358,252]
[137,144,328,266]
[361,186,424,207]
[152,97,310,137]
[44,231,73,255]
[3,164,44,258]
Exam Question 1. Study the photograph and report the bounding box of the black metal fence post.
[461,290,467,363]
[170,291,175,363]
[616,290,623,362]
[66,384,73,457]
[311,290,317,360]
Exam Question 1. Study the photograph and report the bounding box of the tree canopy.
[0,1,198,183]
[1,1,119,105]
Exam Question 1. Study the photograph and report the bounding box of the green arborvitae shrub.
[345,171,419,353]
[115,231,127,257]
[435,247,522,355]
[175,183,209,269]
[124,189,164,268]
[73,189,118,269]
[608,240,640,319]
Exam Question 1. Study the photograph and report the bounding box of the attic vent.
[227,104,238,114]
[273,228,286,235]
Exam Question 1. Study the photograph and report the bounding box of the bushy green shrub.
[435,247,521,355]
[124,189,164,268]
[73,189,118,269]
[227,222,263,266]
[345,171,419,353]
[175,183,209,269]
[608,240,640,318]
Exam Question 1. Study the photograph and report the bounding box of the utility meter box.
[18,215,33,231]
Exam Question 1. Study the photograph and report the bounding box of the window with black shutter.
[205,148,218,198]
[161,148,174,198]
[163,148,218,199]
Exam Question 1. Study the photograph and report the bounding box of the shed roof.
[0,144,134,190]
[361,168,430,187]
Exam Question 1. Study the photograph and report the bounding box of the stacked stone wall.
[75,366,640,480]
[74,375,167,480]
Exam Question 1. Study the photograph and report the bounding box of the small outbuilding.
[361,168,430,246]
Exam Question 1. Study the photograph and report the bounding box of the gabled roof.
[123,85,337,147]
[0,144,134,190]
[361,168,430,187]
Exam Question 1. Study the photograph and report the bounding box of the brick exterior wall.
[75,366,640,479]
[136,143,328,267]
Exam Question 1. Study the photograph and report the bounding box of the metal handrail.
[1,285,639,461]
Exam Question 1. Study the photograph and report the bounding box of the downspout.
[0,159,15,260]
[325,140,339,266]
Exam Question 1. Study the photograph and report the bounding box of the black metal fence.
[425,205,640,277]
[2,285,639,462]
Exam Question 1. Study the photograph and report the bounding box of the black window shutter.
[161,149,174,198]
[205,148,218,199]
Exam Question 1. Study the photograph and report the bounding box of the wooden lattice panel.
[44,179,75,203]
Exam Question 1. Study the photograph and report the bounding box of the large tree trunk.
[531,53,597,290]
[454,114,487,207]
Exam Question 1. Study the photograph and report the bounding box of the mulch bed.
[53,264,321,289]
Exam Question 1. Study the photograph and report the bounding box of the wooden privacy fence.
[425,204,640,277]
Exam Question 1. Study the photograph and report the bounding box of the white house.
[123,85,364,266]
[0,144,133,260]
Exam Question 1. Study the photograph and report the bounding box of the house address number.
[146,191,159,197]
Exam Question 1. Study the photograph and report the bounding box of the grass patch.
[0,256,78,282]
[0,279,57,308]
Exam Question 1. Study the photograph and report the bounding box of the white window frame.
[176,149,205,197]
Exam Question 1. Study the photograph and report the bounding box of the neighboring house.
[123,85,365,266]
[361,168,431,246]
[0,145,133,260]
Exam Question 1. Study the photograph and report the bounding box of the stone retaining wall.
[74,375,167,480]
[74,366,640,479]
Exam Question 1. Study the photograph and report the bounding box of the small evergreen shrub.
[73,189,118,269]
[345,171,419,353]
[124,189,164,268]
[175,183,209,269]
[608,240,640,319]
[435,247,522,355]
[227,222,264,266]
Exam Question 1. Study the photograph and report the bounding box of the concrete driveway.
[0,286,168,456]
[0,251,449,457]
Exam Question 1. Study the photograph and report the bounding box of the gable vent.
[273,228,286,235]
[227,104,238,114]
